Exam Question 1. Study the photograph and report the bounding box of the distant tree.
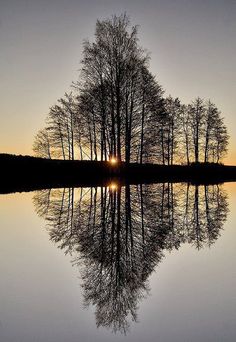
[78,84,104,161]
[49,93,78,160]
[188,97,206,163]
[151,108,168,164]
[46,104,66,159]
[213,117,229,163]
[149,97,182,165]
[33,128,52,159]
[175,98,229,164]
[180,104,191,165]
[163,96,182,165]
[138,65,163,164]
[44,92,84,160]
[204,101,218,163]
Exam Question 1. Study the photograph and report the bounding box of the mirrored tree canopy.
[33,183,228,333]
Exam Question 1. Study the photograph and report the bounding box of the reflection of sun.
[109,183,118,191]
[109,157,117,165]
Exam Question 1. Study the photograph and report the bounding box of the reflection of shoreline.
[2,153,236,194]
[33,184,228,334]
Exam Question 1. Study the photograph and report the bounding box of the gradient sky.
[0,0,235,163]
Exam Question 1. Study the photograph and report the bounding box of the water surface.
[0,182,236,341]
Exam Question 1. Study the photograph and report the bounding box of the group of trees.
[152,97,229,164]
[33,14,229,164]
[33,93,81,160]
[33,182,228,333]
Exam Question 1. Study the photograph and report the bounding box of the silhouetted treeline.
[33,14,228,164]
[33,183,228,333]
[2,153,236,194]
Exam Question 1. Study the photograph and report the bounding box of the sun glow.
[109,157,117,165]
[109,183,118,191]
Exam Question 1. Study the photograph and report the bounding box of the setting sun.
[109,182,118,191]
[109,157,117,165]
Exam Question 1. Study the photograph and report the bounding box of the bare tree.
[188,97,206,163]
[76,14,163,163]
[214,117,229,163]
[163,96,182,165]
[33,128,52,159]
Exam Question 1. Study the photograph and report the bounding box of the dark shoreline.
[1,153,236,194]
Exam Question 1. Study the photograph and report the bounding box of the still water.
[0,182,236,342]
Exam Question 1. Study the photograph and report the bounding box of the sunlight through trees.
[33,14,229,164]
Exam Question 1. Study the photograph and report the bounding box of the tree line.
[33,14,229,164]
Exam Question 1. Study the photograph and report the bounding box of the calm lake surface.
[0,182,236,342]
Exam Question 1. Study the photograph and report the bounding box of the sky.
[0,0,235,163]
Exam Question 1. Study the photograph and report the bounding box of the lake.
[0,182,236,342]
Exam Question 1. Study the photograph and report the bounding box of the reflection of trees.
[33,183,228,333]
